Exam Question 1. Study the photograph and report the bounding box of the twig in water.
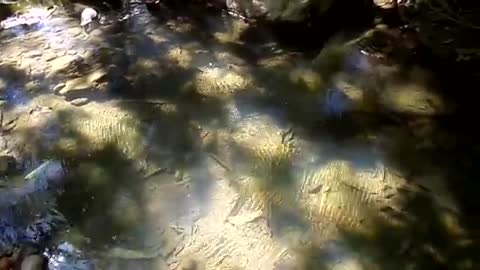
[308,184,323,194]
[143,167,167,179]
[201,131,209,139]
[208,153,231,171]
[0,111,16,134]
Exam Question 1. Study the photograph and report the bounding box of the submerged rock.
[373,0,397,9]
[48,55,77,76]
[80,8,97,29]
[311,26,451,115]
[52,83,65,93]
[58,68,107,96]
[0,160,68,257]
[69,97,89,106]
[225,0,335,22]
[323,87,353,117]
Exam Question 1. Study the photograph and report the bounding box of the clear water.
[0,2,479,270]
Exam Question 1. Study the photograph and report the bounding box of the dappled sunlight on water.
[0,1,478,270]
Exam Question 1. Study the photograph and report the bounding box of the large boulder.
[225,0,335,22]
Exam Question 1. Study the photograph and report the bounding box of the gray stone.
[69,97,89,106]
[48,55,76,75]
[88,68,107,83]
[59,77,92,95]
[52,83,66,92]
[177,257,198,270]
[81,8,98,27]
[373,0,396,9]
[226,0,335,22]
[59,68,106,95]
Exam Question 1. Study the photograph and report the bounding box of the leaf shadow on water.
[246,68,480,269]
[0,64,34,109]
[63,3,480,269]
[0,99,217,269]
[222,133,480,269]
[0,61,221,269]
[301,190,480,270]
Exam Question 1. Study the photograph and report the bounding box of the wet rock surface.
[226,0,336,22]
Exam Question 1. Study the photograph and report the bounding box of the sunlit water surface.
[0,2,478,270]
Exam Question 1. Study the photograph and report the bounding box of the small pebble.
[67,50,77,55]
[44,53,56,62]
[70,98,89,106]
[52,83,66,92]
[25,50,42,58]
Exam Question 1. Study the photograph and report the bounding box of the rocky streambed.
[0,1,478,270]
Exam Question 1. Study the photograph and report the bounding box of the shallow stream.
[0,2,478,270]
